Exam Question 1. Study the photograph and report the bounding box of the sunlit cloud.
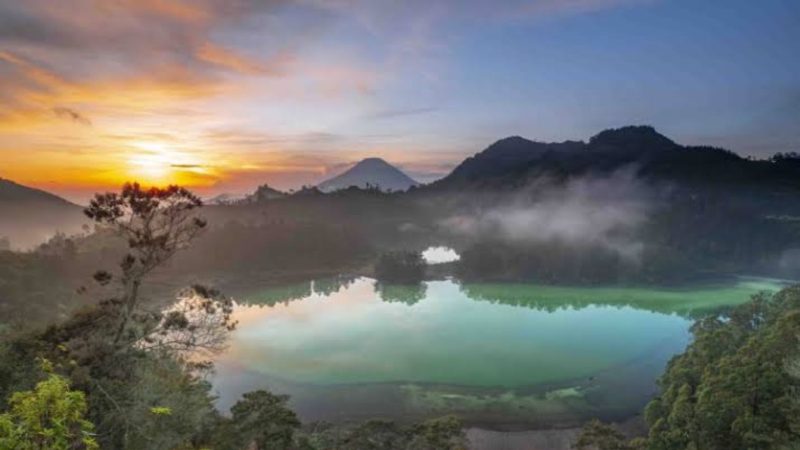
[2,0,794,202]
[3,0,653,199]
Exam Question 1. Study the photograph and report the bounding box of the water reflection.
[213,276,784,426]
[241,275,356,307]
[461,278,785,317]
[235,275,783,318]
[376,282,427,305]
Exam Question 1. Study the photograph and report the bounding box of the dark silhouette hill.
[433,126,800,191]
[246,184,288,202]
[318,158,419,192]
[0,178,85,249]
[422,126,800,282]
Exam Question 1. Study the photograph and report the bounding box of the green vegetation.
[0,185,464,450]
[574,420,639,450]
[374,251,426,284]
[299,416,466,450]
[576,286,800,450]
[3,179,800,449]
[0,233,90,327]
[0,369,98,450]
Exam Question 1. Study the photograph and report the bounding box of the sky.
[0,0,798,203]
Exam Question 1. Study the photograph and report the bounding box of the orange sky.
[3,0,797,203]
[0,0,463,202]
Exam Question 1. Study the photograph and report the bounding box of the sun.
[128,142,174,183]
[127,141,210,186]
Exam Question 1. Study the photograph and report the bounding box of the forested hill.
[417,126,800,283]
[430,126,800,191]
[0,178,85,249]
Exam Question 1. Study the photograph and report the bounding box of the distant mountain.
[244,184,288,203]
[318,158,419,192]
[0,178,85,249]
[206,193,247,205]
[433,126,800,191]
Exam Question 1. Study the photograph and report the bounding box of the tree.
[228,390,301,450]
[141,284,236,360]
[0,372,98,450]
[0,183,235,449]
[573,419,636,450]
[337,420,409,449]
[407,415,467,450]
[578,286,800,450]
[97,356,217,450]
[299,416,466,450]
[644,288,800,450]
[84,182,207,346]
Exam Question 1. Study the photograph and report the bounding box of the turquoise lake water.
[210,276,784,428]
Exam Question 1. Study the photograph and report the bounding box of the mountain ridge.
[432,125,800,190]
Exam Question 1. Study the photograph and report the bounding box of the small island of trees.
[374,251,426,284]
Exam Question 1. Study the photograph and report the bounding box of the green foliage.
[226,390,301,450]
[149,406,172,416]
[0,373,98,450]
[574,419,637,450]
[581,285,800,450]
[95,356,216,450]
[299,416,466,450]
[0,339,41,412]
[0,184,236,450]
[85,182,207,346]
[374,251,426,284]
[296,420,406,450]
[645,286,800,450]
[407,415,467,449]
[0,246,87,328]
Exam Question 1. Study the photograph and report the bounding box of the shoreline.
[466,416,647,450]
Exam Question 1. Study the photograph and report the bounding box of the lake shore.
[466,416,647,450]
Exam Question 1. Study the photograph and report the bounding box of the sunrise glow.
[1,0,797,203]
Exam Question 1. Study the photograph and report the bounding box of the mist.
[442,169,654,261]
[0,204,87,251]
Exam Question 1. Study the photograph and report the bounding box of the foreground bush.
[0,371,98,450]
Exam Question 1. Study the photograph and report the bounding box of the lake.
[210,276,783,429]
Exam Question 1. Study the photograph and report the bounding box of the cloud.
[201,129,350,150]
[196,42,294,76]
[0,0,652,126]
[170,164,206,169]
[0,0,659,201]
[506,0,655,19]
[52,107,91,126]
[366,106,439,120]
[0,0,302,125]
